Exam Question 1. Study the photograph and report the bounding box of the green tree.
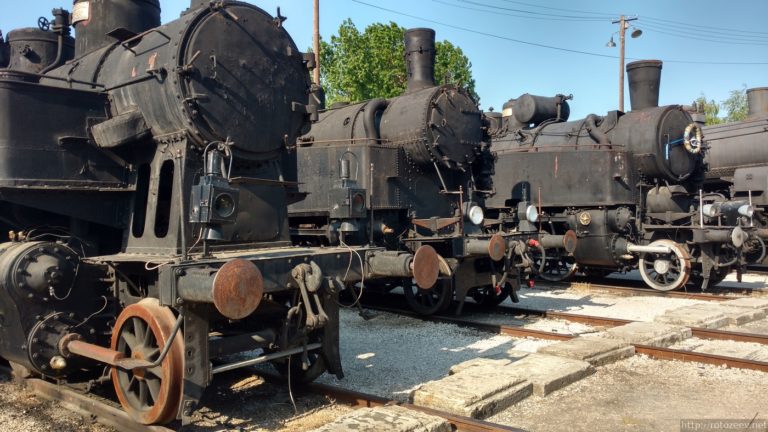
[318,19,477,105]
[721,85,748,123]
[694,95,723,125]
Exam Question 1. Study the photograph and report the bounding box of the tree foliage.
[318,19,477,105]
[696,85,748,125]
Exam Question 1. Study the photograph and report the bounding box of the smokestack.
[747,87,768,119]
[72,0,161,57]
[0,32,8,68]
[404,28,436,93]
[626,59,662,111]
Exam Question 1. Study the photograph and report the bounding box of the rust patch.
[488,234,507,261]
[212,259,264,320]
[563,230,578,254]
[412,245,440,289]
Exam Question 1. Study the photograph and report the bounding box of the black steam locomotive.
[288,29,564,315]
[485,60,765,291]
[703,87,768,266]
[0,0,415,426]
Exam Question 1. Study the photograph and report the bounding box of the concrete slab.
[654,305,730,328]
[537,337,635,366]
[724,297,768,311]
[311,405,451,432]
[506,353,595,396]
[597,321,692,347]
[693,344,763,360]
[448,350,531,375]
[687,303,765,326]
[411,363,532,419]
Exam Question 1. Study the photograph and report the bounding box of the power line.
[640,22,768,46]
[459,0,605,21]
[351,0,768,65]
[433,0,604,23]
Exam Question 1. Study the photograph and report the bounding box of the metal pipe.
[212,343,322,374]
[626,243,672,254]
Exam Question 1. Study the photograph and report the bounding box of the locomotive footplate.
[78,245,383,424]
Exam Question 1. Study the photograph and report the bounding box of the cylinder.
[176,259,264,320]
[626,60,662,111]
[404,28,436,93]
[513,94,571,125]
[7,28,74,74]
[72,0,161,57]
[747,87,768,119]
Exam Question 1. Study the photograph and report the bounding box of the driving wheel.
[111,299,184,425]
[638,240,691,291]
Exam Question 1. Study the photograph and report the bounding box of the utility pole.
[313,0,320,85]
[611,15,638,112]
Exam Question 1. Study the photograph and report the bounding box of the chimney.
[626,59,662,111]
[72,0,161,57]
[746,87,768,119]
[404,28,436,93]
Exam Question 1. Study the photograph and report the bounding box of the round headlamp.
[468,205,484,225]
[525,205,539,223]
[738,204,755,218]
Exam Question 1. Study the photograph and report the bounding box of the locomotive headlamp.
[702,204,719,218]
[525,205,539,223]
[351,192,366,214]
[467,205,484,225]
[738,204,755,218]
[213,193,236,219]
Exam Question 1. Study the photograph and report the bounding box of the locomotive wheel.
[111,299,184,425]
[470,283,511,307]
[638,240,691,291]
[403,280,452,315]
[533,251,578,282]
[689,266,730,289]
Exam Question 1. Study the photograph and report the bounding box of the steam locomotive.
[485,60,766,291]
[703,87,768,266]
[0,0,428,426]
[288,29,566,315]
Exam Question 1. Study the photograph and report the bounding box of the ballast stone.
[310,405,450,432]
[537,336,635,366]
[654,304,730,328]
[597,321,692,347]
[683,303,765,326]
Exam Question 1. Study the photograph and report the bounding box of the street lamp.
[607,15,641,112]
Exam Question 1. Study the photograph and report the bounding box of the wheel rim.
[403,282,451,315]
[111,299,184,425]
[638,240,691,291]
[534,252,578,282]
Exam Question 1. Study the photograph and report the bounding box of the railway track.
[364,304,768,373]
[535,278,765,301]
[11,365,521,432]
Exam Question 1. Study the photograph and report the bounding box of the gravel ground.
[489,354,768,432]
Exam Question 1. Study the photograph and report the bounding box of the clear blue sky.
[3,0,767,118]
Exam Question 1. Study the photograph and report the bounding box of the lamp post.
[313,0,320,85]
[608,15,642,112]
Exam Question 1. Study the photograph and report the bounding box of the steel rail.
[535,279,757,301]
[366,305,768,373]
[307,381,525,432]
[27,378,174,432]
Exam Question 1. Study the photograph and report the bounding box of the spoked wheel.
[270,347,327,385]
[689,266,730,289]
[533,250,578,282]
[470,283,511,307]
[111,299,184,425]
[403,280,452,315]
[638,240,691,291]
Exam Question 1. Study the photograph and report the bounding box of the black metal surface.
[626,59,662,111]
[405,28,436,93]
[7,28,74,74]
[72,0,161,57]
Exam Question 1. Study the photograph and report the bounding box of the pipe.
[212,343,322,374]
[584,115,610,146]
[626,243,672,254]
[363,98,388,146]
